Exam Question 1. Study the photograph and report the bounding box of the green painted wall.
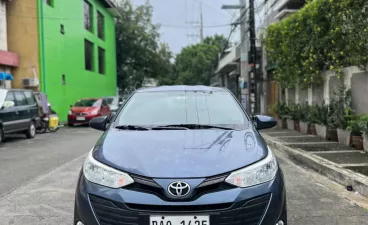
[38,0,117,121]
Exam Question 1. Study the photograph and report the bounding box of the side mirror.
[3,101,15,109]
[253,115,277,130]
[89,116,109,131]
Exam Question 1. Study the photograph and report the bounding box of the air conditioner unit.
[22,78,39,88]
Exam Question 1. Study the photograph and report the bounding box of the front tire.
[0,127,4,143]
[26,121,36,139]
[36,120,48,134]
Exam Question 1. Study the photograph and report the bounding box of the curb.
[262,132,368,198]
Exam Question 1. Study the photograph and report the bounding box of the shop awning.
[0,72,14,81]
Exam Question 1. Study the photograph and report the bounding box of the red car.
[68,98,111,126]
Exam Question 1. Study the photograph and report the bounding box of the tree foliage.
[115,0,173,92]
[264,0,368,88]
[159,35,228,86]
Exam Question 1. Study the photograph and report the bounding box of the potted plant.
[327,85,351,142]
[308,105,318,135]
[299,102,310,134]
[358,115,368,152]
[286,102,295,130]
[274,101,289,129]
[315,102,329,139]
[336,107,353,146]
[288,102,301,131]
[346,115,363,150]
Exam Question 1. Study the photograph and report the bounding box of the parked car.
[74,86,286,225]
[102,96,120,114]
[0,89,39,142]
[68,98,111,126]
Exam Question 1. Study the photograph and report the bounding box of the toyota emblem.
[167,181,191,198]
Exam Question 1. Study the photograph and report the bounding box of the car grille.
[74,112,88,116]
[126,174,234,201]
[89,194,270,225]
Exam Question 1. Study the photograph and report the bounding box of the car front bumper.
[68,115,99,124]
[74,168,286,225]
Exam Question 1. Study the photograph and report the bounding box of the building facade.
[6,0,118,121]
[0,0,19,89]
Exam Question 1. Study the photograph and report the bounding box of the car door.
[24,91,39,125]
[2,91,18,133]
[13,91,29,131]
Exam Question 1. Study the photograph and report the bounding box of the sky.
[132,0,241,54]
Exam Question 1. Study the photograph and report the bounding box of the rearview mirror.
[3,101,15,109]
[89,116,109,131]
[253,115,277,130]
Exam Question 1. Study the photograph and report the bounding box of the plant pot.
[326,128,338,142]
[310,124,317,135]
[337,128,351,146]
[287,119,294,130]
[363,134,368,152]
[294,120,300,132]
[315,124,327,139]
[277,118,287,129]
[299,122,310,134]
[351,135,363,150]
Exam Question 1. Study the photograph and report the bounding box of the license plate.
[150,216,209,225]
[76,117,85,121]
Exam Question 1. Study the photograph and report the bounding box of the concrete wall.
[312,84,324,105]
[0,1,7,51]
[284,66,368,114]
[7,0,40,89]
[299,88,308,104]
[351,72,368,114]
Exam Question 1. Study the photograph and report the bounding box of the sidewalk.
[0,153,85,225]
[262,128,368,198]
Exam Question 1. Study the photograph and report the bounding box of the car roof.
[79,98,101,101]
[136,85,227,93]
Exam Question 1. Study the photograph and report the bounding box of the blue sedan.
[74,85,287,225]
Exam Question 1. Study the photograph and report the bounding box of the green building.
[7,0,119,121]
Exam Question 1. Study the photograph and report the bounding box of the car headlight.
[83,149,134,188]
[68,110,72,115]
[90,109,99,115]
[225,146,278,188]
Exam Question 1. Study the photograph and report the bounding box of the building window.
[85,40,94,71]
[97,11,105,40]
[98,47,105,74]
[44,0,53,7]
[84,1,93,32]
[60,24,65,34]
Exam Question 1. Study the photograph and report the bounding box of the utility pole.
[186,2,204,43]
[199,2,204,43]
[239,0,250,113]
[248,0,257,115]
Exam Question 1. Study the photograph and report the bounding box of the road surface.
[0,127,366,224]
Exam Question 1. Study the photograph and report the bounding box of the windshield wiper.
[114,125,150,131]
[152,124,233,130]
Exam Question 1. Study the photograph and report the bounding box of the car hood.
[71,107,97,113]
[93,128,268,178]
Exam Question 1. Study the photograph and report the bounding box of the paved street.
[0,128,367,224]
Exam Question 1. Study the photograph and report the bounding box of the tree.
[160,35,228,86]
[115,0,173,92]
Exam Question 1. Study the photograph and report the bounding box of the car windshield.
[116,91,248,129]
[74,99,100,107]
